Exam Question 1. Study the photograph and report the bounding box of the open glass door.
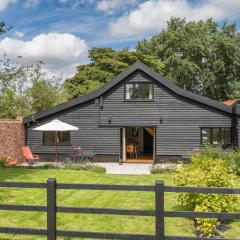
[121,127,155,163]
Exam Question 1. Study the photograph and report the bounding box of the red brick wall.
[0,120,25,162]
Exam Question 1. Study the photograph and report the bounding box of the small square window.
[125,83,153,100]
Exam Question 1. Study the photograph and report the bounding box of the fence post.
[47,178,57,240]
[155,180,164,240]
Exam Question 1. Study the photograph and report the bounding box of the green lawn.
[0,168,238,240]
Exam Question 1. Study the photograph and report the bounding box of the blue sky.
[1,0,140,49]
[0,0,240,78]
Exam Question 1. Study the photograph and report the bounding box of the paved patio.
[23,162,180,175]
[97,163,152,175]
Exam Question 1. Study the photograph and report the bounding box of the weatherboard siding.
[100,70,232,157]
[26,70,233,159]
[239,116,240,149]
[27,101,119,156]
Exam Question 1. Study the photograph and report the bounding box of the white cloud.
[13,31,25,38]
[0,0,41,10]
[59,0,68,3]
[96,0,136,14]
[109,0,240,38]
[24,0,40,8]
[0,0,16,11]
[59,0,95,9]
[0,33,88,78]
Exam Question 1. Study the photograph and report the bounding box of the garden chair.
[126,144,135,158]
[22,146,39,163]
[82,150,95,162]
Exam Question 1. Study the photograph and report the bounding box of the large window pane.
[125,84,133,100]
[201,128,210,145]
[43,131,70,145]
[43,132,55,145]
[223,128,231,145]
[125,83,153,100]
[201,128,232,146]
[212,128,220,145]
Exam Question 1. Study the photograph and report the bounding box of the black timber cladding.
[24,61,236,124]
[24,61,239,158]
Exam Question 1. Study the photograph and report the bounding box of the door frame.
[119,127,156,163]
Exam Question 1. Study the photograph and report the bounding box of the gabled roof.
[24,60,236,124]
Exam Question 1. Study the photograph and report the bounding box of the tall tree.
[0,21,9,35]
[0,54,35,118]
[25,65,67,113]
[137,18,240,101]
[0,21,66,118]
[228,81,240,99]
[64,48,165,99]
[0,54,66,119]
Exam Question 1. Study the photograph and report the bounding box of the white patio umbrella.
[33,119,78,161]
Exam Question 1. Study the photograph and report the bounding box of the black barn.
[24,61,240,163]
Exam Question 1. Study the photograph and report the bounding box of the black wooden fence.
[0,178,239,240]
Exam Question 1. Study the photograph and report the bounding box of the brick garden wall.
[0,120,25,162]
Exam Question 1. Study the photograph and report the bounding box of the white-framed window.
[124,83,153,100]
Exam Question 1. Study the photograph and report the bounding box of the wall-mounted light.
[108,116,112,124]
[159,117,163,124]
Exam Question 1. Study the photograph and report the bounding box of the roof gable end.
[24,60,234,124]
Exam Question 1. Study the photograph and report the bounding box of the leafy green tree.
[137,18,240,101]
[64,48,165,98]
[0,54,35,118]
[228,80,240,99]
[0,21,66,118]
[25,65,67,113]
[0,54,66,118]
[0,21,10,35]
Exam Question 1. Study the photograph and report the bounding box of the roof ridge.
[24,60,235,124]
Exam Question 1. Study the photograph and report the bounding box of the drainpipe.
[232,105,239,149]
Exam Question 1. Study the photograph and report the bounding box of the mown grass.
[0,168,238,239]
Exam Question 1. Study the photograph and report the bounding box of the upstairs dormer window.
[125,83,153,100]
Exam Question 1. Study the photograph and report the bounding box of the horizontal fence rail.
[57,183,155,191]
[0,178,239,240]
[165,186,240,194]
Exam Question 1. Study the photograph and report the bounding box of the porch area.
[124,153,154,164]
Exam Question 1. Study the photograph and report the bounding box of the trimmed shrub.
[196,146,240,175]
[65,162,106,173]
[150,165,176,174]
[175,148,240,237]
[229,151,240,175]
[90,165,106,173]
[66,161,93,171]
[194,205,219,237]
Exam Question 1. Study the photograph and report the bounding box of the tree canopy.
[1,18,240,120]
[0,21,67,119]
[0,55,66,119]
[25,65,67,113]
[0,21,9,35]
[64,48,165,99]
[136,18,240,101]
